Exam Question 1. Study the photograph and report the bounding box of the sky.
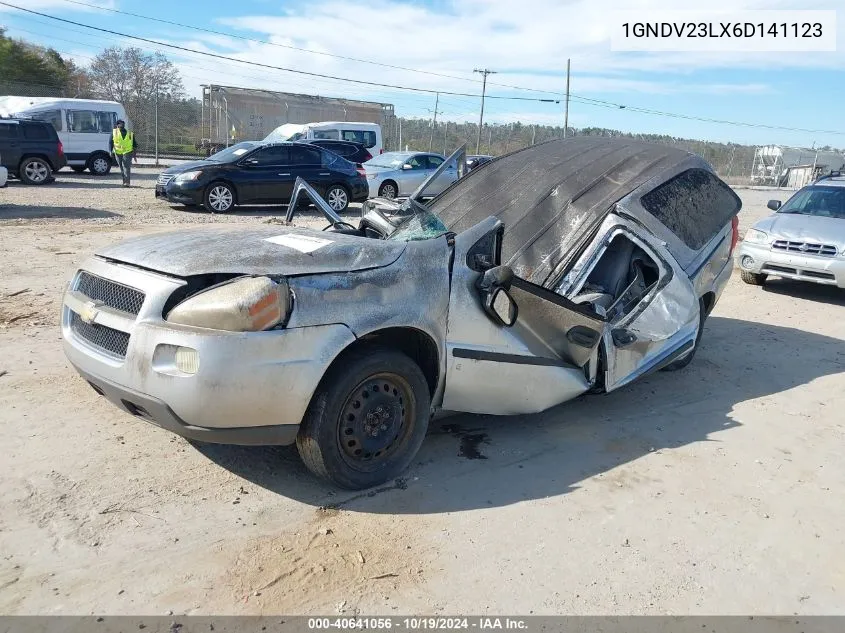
[0,0,843,148]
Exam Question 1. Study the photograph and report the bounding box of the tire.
[203,182,235,213]
[741,270,767,286]
[19,157,52,185]
[661,299,706,372]
[325,185,349,212]
[71,165,87,174]
[296,345,431,489]
[87,154,112,175]
[378,181,398,199]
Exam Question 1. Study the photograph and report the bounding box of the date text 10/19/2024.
[308,618,528,630]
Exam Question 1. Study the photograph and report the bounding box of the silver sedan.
[363,151,458,199]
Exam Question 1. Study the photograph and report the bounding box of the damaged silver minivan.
[61,138,741,489]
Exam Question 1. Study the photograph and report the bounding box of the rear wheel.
[325,185,349,212]
[88,153,112,175]
[203,182,235,213]
[741,270,767,286]
[19,157,52,185]
[296,346,430,489]
[378,181,398,199]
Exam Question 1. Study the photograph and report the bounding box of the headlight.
[166,276,291,331]
[744,228,769,244]
[366,173,379,179]
[174,170,203,182]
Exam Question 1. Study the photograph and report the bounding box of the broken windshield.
[385,199,449,242]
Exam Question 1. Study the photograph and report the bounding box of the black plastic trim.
[452,348,568,367]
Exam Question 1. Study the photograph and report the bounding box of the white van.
[264,121,384,156]
[0,97,127,175]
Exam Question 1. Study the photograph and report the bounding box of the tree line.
[1,29,841,170]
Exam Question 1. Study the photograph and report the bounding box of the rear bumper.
[75,364,300,445]
[737,242,845,288]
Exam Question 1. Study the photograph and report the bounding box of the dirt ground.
[1,169,843,616]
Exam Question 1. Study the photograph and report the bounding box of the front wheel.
[296,346,431,489]
[19,157,52,185]
[203,182,235,213]
[325,185,349,212]
[741,270,767,286]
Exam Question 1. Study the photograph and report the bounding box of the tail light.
[729,215,739,255]
[356,164,365,176]
[379,148,384,154]
[363,151,372,162]
[58,140,64,157]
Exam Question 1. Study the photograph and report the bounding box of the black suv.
[0,118,66,185]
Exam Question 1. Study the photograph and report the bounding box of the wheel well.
[337,328,439,397]
[380,179,398,192]
[700,292,716,317]
[327,183,349,193]
[87,151,110,162]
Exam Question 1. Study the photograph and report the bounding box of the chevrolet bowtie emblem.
[79,300,101,325]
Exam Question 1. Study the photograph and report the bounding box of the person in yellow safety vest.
[109,119,139,187]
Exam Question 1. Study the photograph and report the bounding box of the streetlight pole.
[474,68,496,155]
[154,84,159,168]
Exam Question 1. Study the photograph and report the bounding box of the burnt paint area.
[439,423,490,460]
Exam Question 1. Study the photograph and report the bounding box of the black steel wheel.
[296,345,430,489]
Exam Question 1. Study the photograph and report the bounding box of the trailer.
[750,145,845,187]
[200,84,395,154]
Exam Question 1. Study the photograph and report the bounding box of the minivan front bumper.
[61,257,357,445]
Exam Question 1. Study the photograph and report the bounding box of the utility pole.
[399,118,402,151]
[154,85,159,167]
[428,92,440,152]
[488,127,493,154]
[563,58,571,138]
[531,124,537,146]
[474,68,496,154]
[443,121,448,155]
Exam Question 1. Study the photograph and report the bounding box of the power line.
[57,0,572,100]
[0,1,567,104]
[4,3,843,137]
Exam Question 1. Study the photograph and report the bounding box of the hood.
[95,226,407,278]
[754,213,845,250]
[162,160,213,175]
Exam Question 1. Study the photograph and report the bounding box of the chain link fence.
[0,78,813,187]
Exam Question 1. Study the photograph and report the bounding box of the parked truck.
[200,84,395,155]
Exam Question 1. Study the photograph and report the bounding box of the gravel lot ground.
[1,169,843,615]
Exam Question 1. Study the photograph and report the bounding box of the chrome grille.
[76,271,145,316]
[70,312,130,358]
[157,173,175,187]
[772,240,837,257]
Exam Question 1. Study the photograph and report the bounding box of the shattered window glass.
[640,169,740,250]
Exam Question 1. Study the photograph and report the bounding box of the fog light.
[175,347,200,374]
[741,255,754,269]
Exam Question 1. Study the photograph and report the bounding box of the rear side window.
[0,123,18,139]
[31,110,62,131]
[640,168,741,250]
[289,146,322,165]
[341,130,376,148]
[22,124,51,140]
[312,129,339,140]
